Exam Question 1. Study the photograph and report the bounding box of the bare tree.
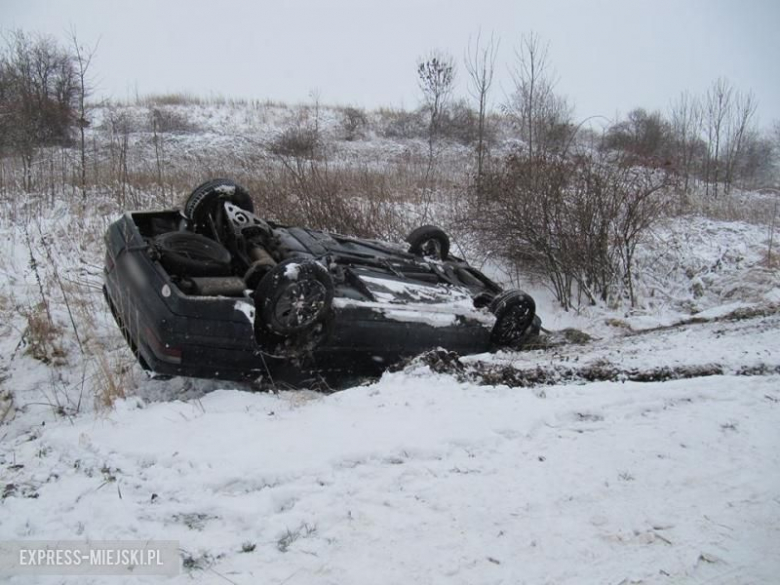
[418,51,456,155]
[308,88,322,145]
[465,31,499,181]
[68,27,99,200]
[669,91,704,192]
[723,89,757,191]
[0,30,77,191]
[507,32,572,159]
[417,50,455,220]
[150,108,166,203]
[704,78,733,197]
[103,106,131,205]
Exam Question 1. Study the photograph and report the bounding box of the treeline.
[0,28,777,196]
[605,85,774,194]
[409,34,777,195]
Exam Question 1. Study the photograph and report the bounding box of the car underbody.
[103,179,541,387]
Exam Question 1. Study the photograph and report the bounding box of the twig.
[23,223,52,325]
[36,220,84,354]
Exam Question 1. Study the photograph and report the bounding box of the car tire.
[254,258,335,337]
[490,289,537,349]
[154,232,232,277]
[406,225,450,260]
[184,179,254,231]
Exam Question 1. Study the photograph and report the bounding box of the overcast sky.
[3,0,779,127]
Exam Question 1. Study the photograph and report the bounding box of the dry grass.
[94,352,133,409]
[0,389,13,424]
[21,306,66,365]
[672,184,778,225]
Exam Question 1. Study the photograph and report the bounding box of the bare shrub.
[269,126,320,159]
[603,108,673,164]
[377,108,426,139]
[243,158,412,240]
[69,28,98,200]
[418,51,456,147]
[417,50,456,222]
[439,99,481,145]
[149,107,199,134]
[474,150,673,309]
[340,106,368,141]
[101,107,136,204]
[137,92,202,106]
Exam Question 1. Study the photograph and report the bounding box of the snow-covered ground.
[2,208,778,583]
[2,322,779,584]
[1,102,778,583]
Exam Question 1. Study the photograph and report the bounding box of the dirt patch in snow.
[394,302,780,388]
[402,349,780,389]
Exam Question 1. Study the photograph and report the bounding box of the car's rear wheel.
[184,179,254,232]
[154,232,232,277]
[254,259,334,337]
[490,289,537,349]
[406,225,450,261]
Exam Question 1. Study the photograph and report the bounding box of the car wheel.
[490,289,537,349]
[154,232,232,277]
[406,225,450,260]
[184,179,254,232]
[254,259,334,336]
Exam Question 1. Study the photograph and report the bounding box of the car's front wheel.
[254,259,335,338]
[490,289,538,349]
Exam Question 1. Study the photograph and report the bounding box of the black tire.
[407,225,450,260]
[254,259,334,336]
[490,290,537,349]
[184,179,254,231]
[154,232,232,277]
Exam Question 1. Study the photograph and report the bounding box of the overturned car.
[103,179,541,386]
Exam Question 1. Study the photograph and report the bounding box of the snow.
[473,306,780,380]
[2,369,778,584]
[234,300,255,323]
[332,274,496,327]
[332,297,495,328]
[284,262,301,280]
